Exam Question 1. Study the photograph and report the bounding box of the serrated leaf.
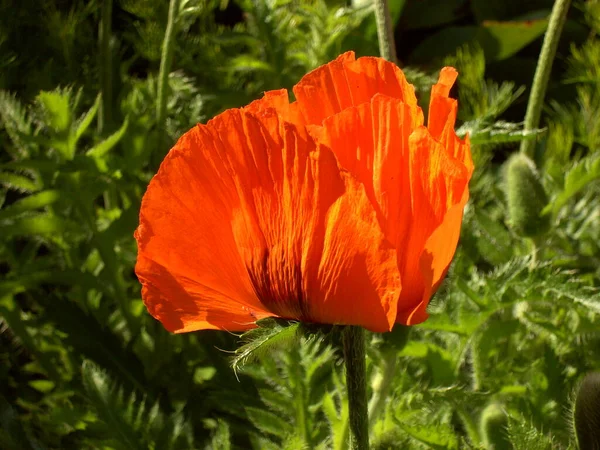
[0,214,66,237]
[81,361,193,450]
[545,154,600,214]
[37,90,72,134]
[0,172,39,192]
[244,406,295,439]
[87,117,129,159]
[0,160,61,173]
[40,295,147,391]
[232,319,301,373]
[74,94,100,145]
[0,190,61,220]
[397,422,458,450]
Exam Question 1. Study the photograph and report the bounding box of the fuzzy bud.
[505,153,550,237]
[574,372,600,450]
[479,403,511,450]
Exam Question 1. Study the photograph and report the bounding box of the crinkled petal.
[395,127,470,325]
[135,125,273,332]
[310,78,471,326]
[293,51,422,126]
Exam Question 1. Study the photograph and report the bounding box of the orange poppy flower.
[134,52,473,334]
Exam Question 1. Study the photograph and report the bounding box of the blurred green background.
[1,0,600,449]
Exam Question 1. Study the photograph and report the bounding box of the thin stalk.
[520,0,572,158]
[156,0,181,140]
[343,326,369,450]
[98,0,113,134]
[374,0,398,64]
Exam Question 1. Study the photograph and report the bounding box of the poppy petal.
[404,188,470,325]
[305,171,400,332]
[293,51,421,126]
[428,67,473,171]
[395,126,471,324]
[312,94,416,245]
[135,124,273,332]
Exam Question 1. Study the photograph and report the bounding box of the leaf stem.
[343,326,369,450]
[520,0,572,158]
[374,0,398,64]
[98,0,113,134]
[156,0,181,144]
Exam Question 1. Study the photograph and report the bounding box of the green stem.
[520,0,572,158]
[374,0,398,64]
[343,326,369,450]
[156,0,181,141]
[368,349,397,428]
[98,0,113,134]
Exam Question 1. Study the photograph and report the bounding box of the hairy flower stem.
[156,0,181,144]
[98,0,113,134]
[520,0,571,158]
[343,326,369,450]
[374,0,398,64]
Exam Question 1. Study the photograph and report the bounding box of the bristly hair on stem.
[520,0,572,158]
[374,0,398,64]
[156,0,182,152]
[343,326,369,450]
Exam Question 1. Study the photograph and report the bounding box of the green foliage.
[1,0,599,449]
[81,360,193,450]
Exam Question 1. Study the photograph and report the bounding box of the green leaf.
[232,318,301,374]
[0,90,35,158]
[40,294,147,392]
[0,214,66,237]
[482,17,549,60]
[0,172,39,192]
[400,0,468,30]
[244,406,295,439]
[81,361,193,450]
[471,0,550,22]
[87,117,129,159]
[228,55,274,73]
[410,18,548,63]
[545,154,600,214]
[472,211,515,265]
[0,394,45,450]
[37,90,72,134]
[507,416,556,450]
[0,190,61,220]
[0,160,61,173]
[74,94,100,145]
[410,26,479,63]
[28,380,55,393]
[397,422,458,450]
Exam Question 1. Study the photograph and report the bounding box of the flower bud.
[505,153,550,237]
[574,372,600,450]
